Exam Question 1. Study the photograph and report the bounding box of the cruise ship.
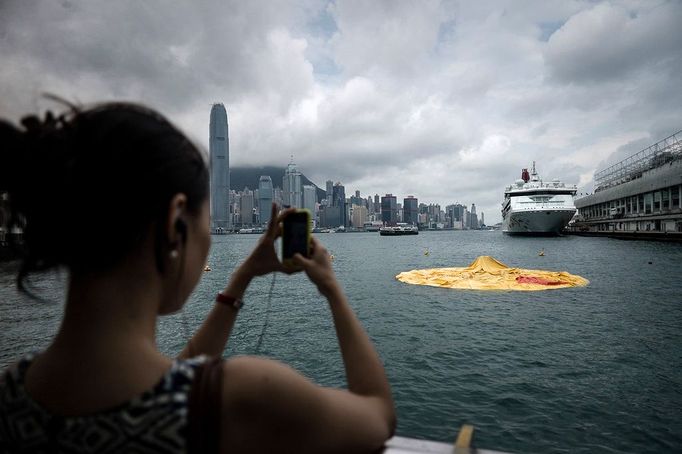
[502,162,577,235]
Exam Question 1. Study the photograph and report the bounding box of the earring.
[169,250,179,259]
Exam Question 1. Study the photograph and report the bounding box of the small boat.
[204,265,212,272]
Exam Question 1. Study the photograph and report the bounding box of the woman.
[0,102,395,453]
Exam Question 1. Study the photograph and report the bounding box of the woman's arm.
[178,204,293,359]
[219,237,396,453]
[177,267,251,358]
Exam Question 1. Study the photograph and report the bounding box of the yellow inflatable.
[396,256,588,291]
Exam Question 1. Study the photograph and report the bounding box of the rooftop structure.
[594,130,682,191]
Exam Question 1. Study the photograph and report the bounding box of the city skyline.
[3,1,680,225]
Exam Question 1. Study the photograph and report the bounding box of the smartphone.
[282,209,311,268]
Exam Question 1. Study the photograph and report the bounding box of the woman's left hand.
[238,203,296,278]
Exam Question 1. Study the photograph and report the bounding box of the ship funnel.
[521,168,530,183]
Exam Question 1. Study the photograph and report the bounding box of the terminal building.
[573,130,682,235]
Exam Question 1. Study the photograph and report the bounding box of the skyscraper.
[326,180,334,203]
[240,188,254,226]
[303,184,317,217]
[470,203,478,229]
[381,194,398,225]
[332,182,347,227]
[403,196,419,225]
[209,103,230,230]
[283,161,302,208]
[258,176,273,225]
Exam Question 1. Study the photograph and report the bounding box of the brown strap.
[187,357,224,454]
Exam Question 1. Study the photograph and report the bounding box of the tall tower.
[209,103,230,230]
[283,160,302,208]
[258,176,273,225]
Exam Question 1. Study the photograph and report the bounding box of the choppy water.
[1,231,681,453]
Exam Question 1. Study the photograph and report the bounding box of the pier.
[571,130,682,238]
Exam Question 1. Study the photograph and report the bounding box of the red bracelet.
[216,292,244,310]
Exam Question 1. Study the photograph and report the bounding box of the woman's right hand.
[292,236,340,298]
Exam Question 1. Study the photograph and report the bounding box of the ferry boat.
[502,162,577,235]
[379,224,419,236]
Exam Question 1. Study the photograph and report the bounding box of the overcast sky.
[1,0,681,223]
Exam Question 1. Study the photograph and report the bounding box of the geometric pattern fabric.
[0,353,209,453]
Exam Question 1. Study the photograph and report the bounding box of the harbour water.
[1,231,681,453]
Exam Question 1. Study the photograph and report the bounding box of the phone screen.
[282,211,310,259]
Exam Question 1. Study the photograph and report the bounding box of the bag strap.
[187,357,224,454]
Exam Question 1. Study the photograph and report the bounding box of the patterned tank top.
[0,353,209,453]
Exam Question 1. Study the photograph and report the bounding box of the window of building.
[672,185,680,209]
[653,191,661,211]
[662,189,670,210]
[644,193,652,214]
[638,194,644,213]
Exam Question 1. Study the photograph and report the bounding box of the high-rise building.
[403,196,419,225]
[209,103,230,230]
[381,194,398,225]
[273,187,283,207]
[303,185,317,215]
[326,180,333,203]
[351,204,368,228]
[258,176,273,225]
[283,161,302,208]
[374,194,381,213]
[240,188,254,226]
[470,203,478,229]
[332,182,347,227]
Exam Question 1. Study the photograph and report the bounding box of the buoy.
[330,254,335,261]
[424,250,430,256]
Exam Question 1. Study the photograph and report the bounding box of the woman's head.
[0,101,210,309]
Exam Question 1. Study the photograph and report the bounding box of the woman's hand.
[238,203,295,278]
[292,236,340,297]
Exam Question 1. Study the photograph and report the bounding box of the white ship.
[502,162,577,235]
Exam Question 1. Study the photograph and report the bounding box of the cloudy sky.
[1,0,681,223]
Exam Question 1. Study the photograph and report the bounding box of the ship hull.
[502,208,576,235]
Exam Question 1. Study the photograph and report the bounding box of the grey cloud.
[545,2,682,84]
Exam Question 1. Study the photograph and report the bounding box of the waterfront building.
[303,184,317,216]
[332,182,347,227]
[403,196,418,225]
[326,180,333,202]
[374,194,381,214]
[283,161,302,208]
[381,194,398,226]
[258,176,273,225]
[320,205,343,228]
[428,204,441,224]
[574,130,682,234]
[209,103,230,231]
[470,203,478,229]
[351,204,368,228]
[239,188,254,226]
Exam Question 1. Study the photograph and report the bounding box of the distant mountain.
[230,166,326,202]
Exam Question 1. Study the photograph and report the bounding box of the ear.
[166,193,188,247]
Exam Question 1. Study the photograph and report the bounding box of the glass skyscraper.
[258,176,273,225]
[209,103,230,230]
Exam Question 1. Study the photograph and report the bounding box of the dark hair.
[0,102,209,291]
